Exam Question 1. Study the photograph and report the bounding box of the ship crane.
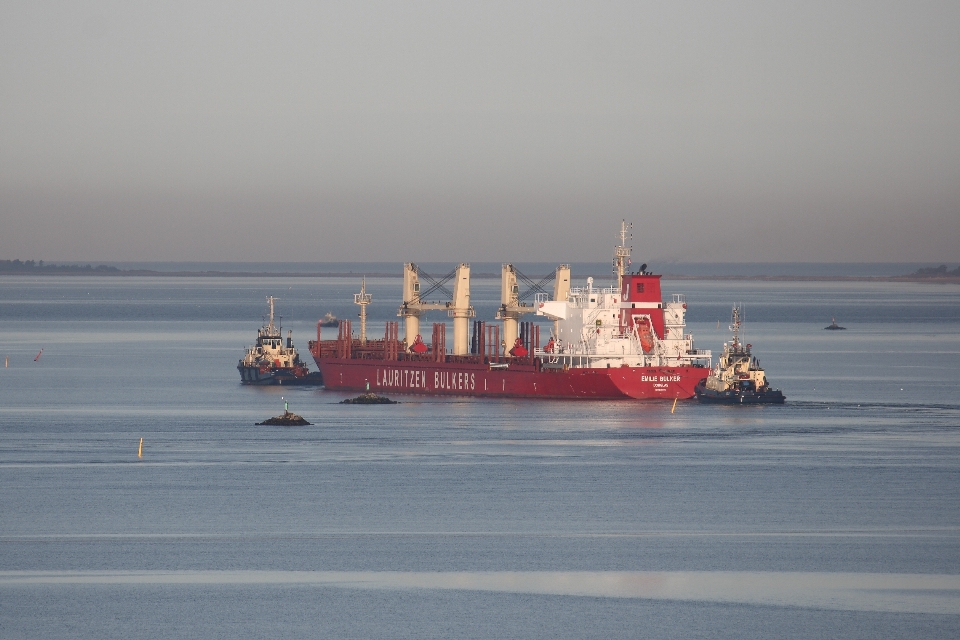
[398,263,475,355]
[497,264,570,352]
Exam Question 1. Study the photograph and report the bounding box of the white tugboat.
[695,306,785,404]
[238,297,322,385]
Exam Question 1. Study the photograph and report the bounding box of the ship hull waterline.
[694,382,786,404]
[238,365,324,386]
[316,358,709,400]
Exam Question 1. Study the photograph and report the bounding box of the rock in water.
[257,411,311,426]
[340,393,397,405]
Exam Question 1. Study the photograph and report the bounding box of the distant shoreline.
[1,266,958,283]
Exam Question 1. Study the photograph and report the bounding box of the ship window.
[590,298,595,303]
[636,283,644,293]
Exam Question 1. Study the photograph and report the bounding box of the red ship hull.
[315,357,709,400]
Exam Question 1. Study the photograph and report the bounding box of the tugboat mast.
[729,305,742,349]
[267,296,276,333]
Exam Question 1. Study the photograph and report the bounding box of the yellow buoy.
[671,396,678,414]
[138,437,143,458]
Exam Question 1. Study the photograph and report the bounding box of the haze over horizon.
[2,1,958,264]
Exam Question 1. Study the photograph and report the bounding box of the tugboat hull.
[694,382,785,404]
[238,365,323,385]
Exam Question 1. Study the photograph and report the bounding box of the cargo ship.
[309,222,712,399]
[238,297,322,385]
[695,306,785,404]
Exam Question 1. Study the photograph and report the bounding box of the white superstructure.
[535,222,711,370]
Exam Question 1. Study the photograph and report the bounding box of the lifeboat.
[636,318,655,353]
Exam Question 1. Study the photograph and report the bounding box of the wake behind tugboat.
[695,306,785,404]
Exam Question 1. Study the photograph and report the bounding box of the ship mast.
[354,278,372,344]
[729,305,742,349]
[613,219,632,291]
[267,296,276,333]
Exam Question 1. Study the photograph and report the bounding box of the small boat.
[238,297,323,385]
[824,317,846,330]
[695,306,784,404]
[318,312,339,327]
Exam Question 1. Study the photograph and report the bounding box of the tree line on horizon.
[0,259,120,273]
[912,264,960,277]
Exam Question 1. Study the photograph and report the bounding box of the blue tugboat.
[695,306,784,404]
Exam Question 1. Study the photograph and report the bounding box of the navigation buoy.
[138,437,143,458]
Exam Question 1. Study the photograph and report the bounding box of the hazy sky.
[2,1,958,263]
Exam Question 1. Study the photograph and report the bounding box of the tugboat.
[319,312,339,327]
[695,306,784,404]
[238,297,322,385]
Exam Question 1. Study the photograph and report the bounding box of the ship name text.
[376,368,476,391]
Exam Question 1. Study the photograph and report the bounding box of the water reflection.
[4,570,959,614]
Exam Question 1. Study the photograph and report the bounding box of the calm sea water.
[2,274,959,639]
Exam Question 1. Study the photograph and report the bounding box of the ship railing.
[565,287,619,309]
[672,293,685,304]
[569,286,620,296]
[534,352,594,368]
